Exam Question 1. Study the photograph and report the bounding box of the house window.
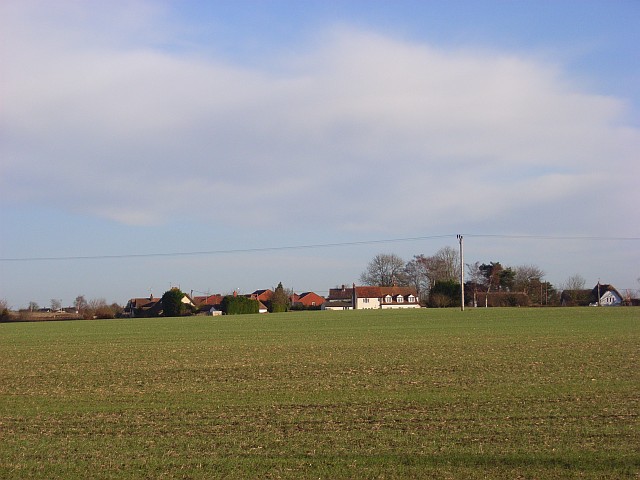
[363,298,369,303]
[385,295,392,303]
[397,295,404,303]
[408,295,415,303]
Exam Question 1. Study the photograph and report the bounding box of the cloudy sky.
[1,0,639,308]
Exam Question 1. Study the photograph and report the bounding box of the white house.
[590,284,623,306]
[323,285,420,310]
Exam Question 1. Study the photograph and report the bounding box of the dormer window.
[408,295,415,303]
[385,295,392,303]
[397,295,404,303]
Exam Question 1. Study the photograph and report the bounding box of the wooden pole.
[458,235,465,311]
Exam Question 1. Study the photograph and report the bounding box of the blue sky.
[1,0,639,308]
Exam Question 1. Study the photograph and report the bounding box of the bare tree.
[28,301,39,312]
[74,295,88,315]
[513,265,545,294]
[412,247,460,293]
[562,274,586,291]
[110,303,123,317]
[50,299,62,312]
[360,253,407,286]
[84,298,114,319]
[432,246,460,282]
[404,256,430,301]
[466,261,483,284]
[466,261,484,307]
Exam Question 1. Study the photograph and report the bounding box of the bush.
[290,304,321,311]
[482,292,530,307]
[268,282,290,313]
[0,299,10,322]
[428,280,461,308]
[221,295,259,315]
[161,288,192,317]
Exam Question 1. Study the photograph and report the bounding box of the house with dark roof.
[323,285,355,310]
[590,284,623,306]
[125,290,196,317]
[125,295,162,317]
[323,285,420,310]
[561,283,623,306]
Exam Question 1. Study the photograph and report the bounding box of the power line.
[0,234,455,262]
[463,234,640,241]
[1,233,637,263]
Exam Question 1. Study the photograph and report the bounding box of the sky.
[1,0,639,308]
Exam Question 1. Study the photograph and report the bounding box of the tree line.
[2,251,636,319]
[359,249,596,307]
[7,296,125,320]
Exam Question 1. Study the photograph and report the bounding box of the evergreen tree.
[269,282,290,313]
[161,288,186,317]
[428,280,461,308]
[221,295,259,315]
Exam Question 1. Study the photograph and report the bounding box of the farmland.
[1,308,638,479]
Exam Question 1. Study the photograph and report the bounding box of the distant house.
[202,306,223,316]
[591,284,623,306]
[323,285,354,310]
[251,290,274,303]
[194,294,224,306]
[126,290,196,317]
[125,295,162,317]
[323,285,420,310]
[561,283,623,307]
[247,290,273,313]
[292,292,326,309]
[354,286,420,310]
[257,301,269,314]
[194,295,224,316]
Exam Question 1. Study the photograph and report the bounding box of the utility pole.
[457,234,465,311]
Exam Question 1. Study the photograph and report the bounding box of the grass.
[1,307,638,478]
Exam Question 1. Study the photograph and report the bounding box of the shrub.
[221,295,259,315]
[428,280,460,308]
[484,292,530,307]
[161,288,192,317]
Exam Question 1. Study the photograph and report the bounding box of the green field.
[1,308,638,479]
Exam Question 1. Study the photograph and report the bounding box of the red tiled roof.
[355,286,418,298]
[194,295,224,306]
[252,289,274,301]
[128,297,158,308]
[296,292,326,306]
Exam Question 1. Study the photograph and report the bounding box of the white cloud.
[2,3,638,235]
